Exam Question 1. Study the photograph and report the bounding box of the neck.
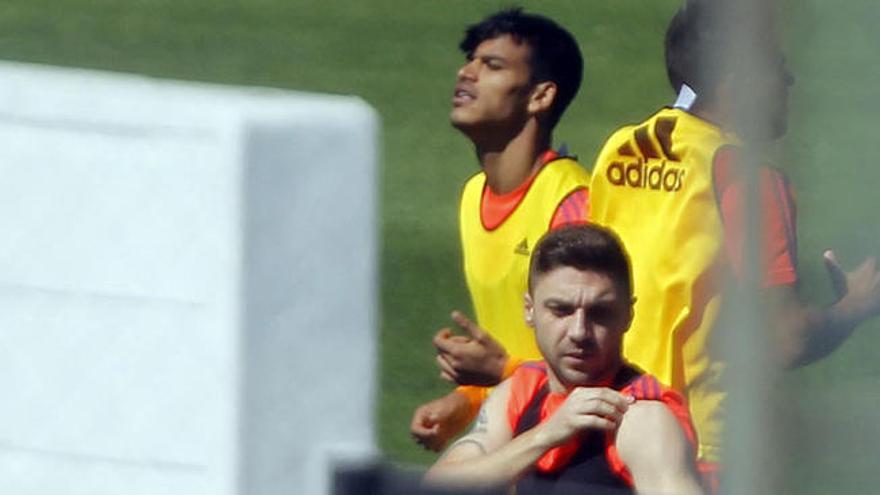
[472,120,551,195]
[690,101,778,146]
[689,100,728,131]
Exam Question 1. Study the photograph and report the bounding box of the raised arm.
[615,401,704,495]
[716,163,880,368]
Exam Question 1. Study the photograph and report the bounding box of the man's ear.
[527,81,557,116]
[623,297,636,333]
[524,292,535,328]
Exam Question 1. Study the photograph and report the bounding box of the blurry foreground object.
[0,61,379,495]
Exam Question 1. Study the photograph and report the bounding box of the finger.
[574,389,632,415]
[575,387,631,406]
[411,429,439,449]
[572,414,619,431]
[432,328,453,349]
[436,339,475,359]
[437,354,460,382]
[573,398,628,423]
[434,330,466,354]
[451,310,485,340]
[823,250,848,298]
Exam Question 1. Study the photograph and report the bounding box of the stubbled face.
[525,266,632,392]
[450,35,535,134]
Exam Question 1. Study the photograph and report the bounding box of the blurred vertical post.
[716,0,782,493]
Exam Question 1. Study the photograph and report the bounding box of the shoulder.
[616,400,695,463]
[596,124,638,155]
[461,170,486,194]
[614,401,703,495]
[540,157,591,184]
[592,111,663,168]
[507,362,548,405]
[459,171,487,213]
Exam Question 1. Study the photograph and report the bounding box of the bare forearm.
[778,253,880,368]
[423,427,555,489]
[777,300,860,368]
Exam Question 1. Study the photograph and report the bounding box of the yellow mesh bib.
[460,158,590,361]
[590,108,737,462]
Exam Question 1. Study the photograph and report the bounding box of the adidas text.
[606,160,685,192]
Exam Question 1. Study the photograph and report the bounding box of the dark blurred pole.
[717,0,782,493]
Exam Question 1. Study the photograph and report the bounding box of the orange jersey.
[506,361,697,489]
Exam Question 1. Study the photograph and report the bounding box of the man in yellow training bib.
[588,1,880,490]
[410,8,591,451]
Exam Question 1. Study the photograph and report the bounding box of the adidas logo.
[607,117,686,192]
[514,238,530,256]
[606,159,685,192]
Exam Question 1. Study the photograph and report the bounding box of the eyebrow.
[542,292,620,306]
[469,53,508,65]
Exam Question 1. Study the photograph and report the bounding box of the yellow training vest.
[589,108,737,463]
[460,158,590,362]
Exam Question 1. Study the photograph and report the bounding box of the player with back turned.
[409,9,591,451]
[588,0,880,489]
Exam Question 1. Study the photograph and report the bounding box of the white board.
[0,61,379,495]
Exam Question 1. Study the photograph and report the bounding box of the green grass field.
[2,1,879,492]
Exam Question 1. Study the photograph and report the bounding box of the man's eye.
[549,306,573,317]
[589,307,618,324]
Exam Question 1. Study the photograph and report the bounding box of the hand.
[410,391,474,451]
[433,311,509,387]
[538,387,633,447]
[824,250,880,323]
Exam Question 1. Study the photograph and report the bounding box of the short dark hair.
[664,0,728,100]
[665,0,780,102]
[460,8,583,130]
[528,224,633,299]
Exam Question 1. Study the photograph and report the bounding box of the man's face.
[728,47,794,140]
[450,34,535,133]
[525,266,633,392]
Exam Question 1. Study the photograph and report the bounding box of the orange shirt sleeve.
[454,385,489,419]
[713,146,798,287]
[550,187,590,230]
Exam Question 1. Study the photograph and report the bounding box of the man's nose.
[568,309,594,343]
[457,59,478,80]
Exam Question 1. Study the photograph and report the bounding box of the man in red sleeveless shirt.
[425,225,704,494]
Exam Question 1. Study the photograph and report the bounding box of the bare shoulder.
[616,400,692,461]
[615,401,703,495]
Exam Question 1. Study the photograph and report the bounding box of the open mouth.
[452,87,475,105]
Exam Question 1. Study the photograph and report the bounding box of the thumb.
[823,250,848,299]
[451,310,485,339]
